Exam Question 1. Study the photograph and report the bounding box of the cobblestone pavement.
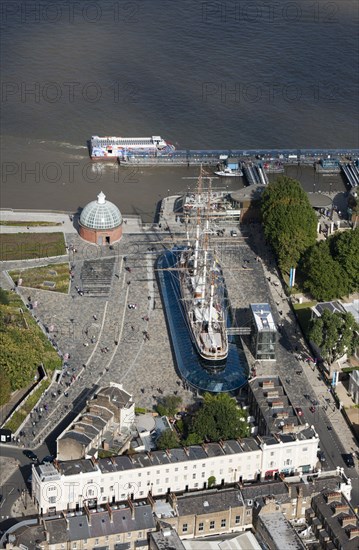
[2,229,195,449]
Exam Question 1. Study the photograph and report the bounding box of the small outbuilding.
[79,191,123,245]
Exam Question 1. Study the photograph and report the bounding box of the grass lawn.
[293,301,317,336]
[9,263,70,293]
[0,232,66,260]
[4,379,50,433]
[0,221,61,227]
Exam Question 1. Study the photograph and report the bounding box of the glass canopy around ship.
[157,249,248,394]
[80,191,122,230]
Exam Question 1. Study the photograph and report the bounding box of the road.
[0,441,52,534]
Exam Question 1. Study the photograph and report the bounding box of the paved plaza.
[0,208,357,468]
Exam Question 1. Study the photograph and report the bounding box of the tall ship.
[177,170,229,363]
[90,135,175,160]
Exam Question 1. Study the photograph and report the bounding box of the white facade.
[33,431,319,514]
[261,435,319,476]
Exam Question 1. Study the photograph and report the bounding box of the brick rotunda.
[79,191,123,245]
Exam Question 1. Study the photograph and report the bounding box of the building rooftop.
[311,492,359,549]
[7,502,154,550]
[250,303,276,332]
[249,376,300,435]
[258,511,306,549]
[175,487,244,517]
[150,526,186,550]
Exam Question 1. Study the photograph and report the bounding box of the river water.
[1,0,358,218]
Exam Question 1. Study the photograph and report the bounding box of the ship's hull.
[89,135,175,161]
[214,170,243,177]
[178,253,228,363]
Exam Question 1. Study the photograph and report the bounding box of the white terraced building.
[32,428,319,514]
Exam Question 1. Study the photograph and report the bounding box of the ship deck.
[156,249,248,393]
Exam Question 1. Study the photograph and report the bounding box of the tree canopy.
[308,309,359,364]
[261,176,317,271]
[189,393,249,443]
[329,228,359,293]
[300,228,359,301]
[156,429,180,450]
[156,395,182,418]
[301,240,349,301]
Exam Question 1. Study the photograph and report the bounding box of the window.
[127,532,132,538]
[198,522,204,532]
[270,451,274,456]
[235,515,241,524]
[201,472,205,478]
[246,510,251,516]
[49,496,56,504]
[303,447,308,452]
[183,523,188,533]
[73,544,77,549]
[110,486,113,491]
[156,470,160,474]
[221,519,226,528]
[194,483,198,487]
[192,473,196,479]
[95,540,99,545]
[175,467,178,472]
[165,478,169,483]
[166,469,169,473]
[193,465,196,469]
[184,466,188,470]
[100,487,104,494]
[210,520,215,530]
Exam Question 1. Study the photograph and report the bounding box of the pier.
[116,148,359,167]
[340,161,359,188]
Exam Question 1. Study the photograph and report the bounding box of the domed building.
[79,191,123,245]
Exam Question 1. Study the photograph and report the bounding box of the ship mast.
[193,167,203,277]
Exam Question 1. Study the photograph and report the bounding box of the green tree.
[261,176,317,272]
[308,309,359,364]
[330,228,359,293]
[184,432,203,446]
[157,429,180,450]
[0,370,11,405]
[208,476,216,488]
[301,241,349,301]
[156,395,182,417]
[190,393,249,442]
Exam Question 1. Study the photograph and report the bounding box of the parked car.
[309,406,316,413]
[23,450,38,462]
[318,451,326,462]
[342,454,355,468]
[231,230,238,237]
[295,407,303,417]
[41,455,54,464]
